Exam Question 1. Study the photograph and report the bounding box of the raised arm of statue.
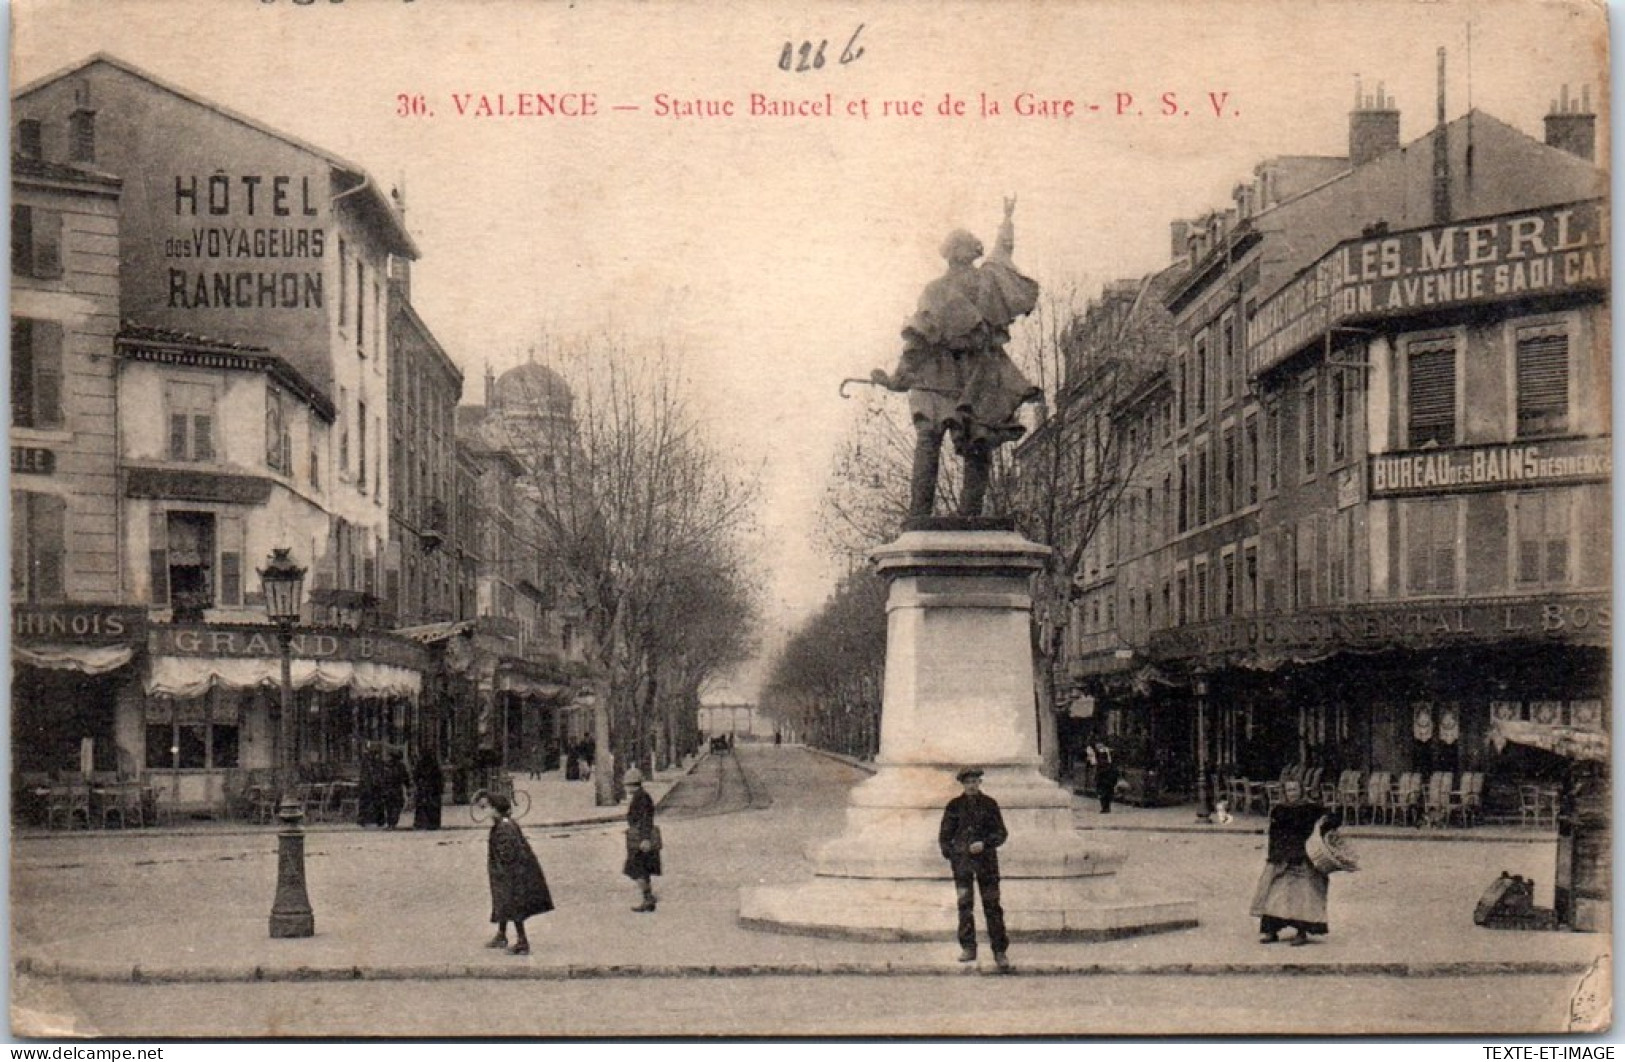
[991,196,1017,263]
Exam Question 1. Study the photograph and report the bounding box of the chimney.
[1544,83,1596,160]
[1432,48,1452,224]
[388,186,411,302]
[1170,219,1190,261]
[485,363,497,409]
[1348,79,1401,167]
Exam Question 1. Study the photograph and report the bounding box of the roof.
[1250,109,1607,303]
[117,322,336,421]
[11,153,121,189]
[13,53,417,258]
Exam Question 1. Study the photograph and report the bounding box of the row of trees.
[498,338,761,804]
[766,285,1153,777]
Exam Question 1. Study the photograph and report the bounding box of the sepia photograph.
[4,0,1615,1040]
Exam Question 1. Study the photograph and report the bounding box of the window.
[265,389,292,473]
[1328,510,1352,602]
[339,387,350,472]
[1245,413,1260,505]
[1196,446,1209,526]
[1220,314,1236,401]
[1515,326,1570,438]
[11,205,63,279]
[356,260,366,350]
[17,119,42,159]
[1407,338,1457,448]
[145,696,241,770]
[1404,498,1459,596]
[1221,425,1237,515]
[1176,353,1188,427]
[11,317,63,428]
[1222,551,1237,616]
[1265,401,1281,494]
[1194,336,1209,418]
[1176,569,1189,626]
[1512,491,1571,587]
[152,510,217,614]
[218,516,245,607]
[1294,519,1317,608]
[339,240,349,326]
[375,414,383,498]
[1194,559,1209,620]
[1330,369,1353,463]
[358,400,369,492]
[1300,377,1319,477]
[1176,456,1188,533]
[165,381,216,462]
[1243,543,1259,613]
[69,109,95,163]
[11,491,66,603]
[309,430,323,490]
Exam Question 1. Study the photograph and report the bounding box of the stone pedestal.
[739,528,1197,940]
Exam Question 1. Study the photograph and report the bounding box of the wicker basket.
[1305,819,1359,874]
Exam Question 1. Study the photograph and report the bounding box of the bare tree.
[493,336,761,804]
[760,568,886,758]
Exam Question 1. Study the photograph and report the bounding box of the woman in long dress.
[1249,778,1341,946]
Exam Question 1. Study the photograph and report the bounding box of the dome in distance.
[494,361,572,414]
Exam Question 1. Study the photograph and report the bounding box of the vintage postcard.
[6,0,1613,1041]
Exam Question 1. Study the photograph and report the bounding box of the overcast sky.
[8,0,1611,689]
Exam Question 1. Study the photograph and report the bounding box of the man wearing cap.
[938,766,1011,970]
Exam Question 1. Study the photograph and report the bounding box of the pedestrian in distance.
[356,742,382,827]
[412,746,443,830]
[1094,742,1120,815]
[623,767,662,912]
[938,766,1011,971]
[1249,778,1341,946]
[381,747,410,829]
[482,790,553,955]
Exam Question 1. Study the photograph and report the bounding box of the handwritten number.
[778,43,794,72]
[840,23,865,64]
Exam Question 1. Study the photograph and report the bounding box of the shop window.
[1511,491,1571,588]
[165,380,217,462]
[1406,338,1457,448]
[11,317,63,429]
[11,491,66,603]
[1404,498,1459,596]
[1515,326,1570,438]
[145,723,240,769]
[11,205,63,279]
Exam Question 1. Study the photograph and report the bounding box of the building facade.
[1037,83,1609,818]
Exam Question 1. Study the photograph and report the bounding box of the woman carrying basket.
[1249,778,1344,946]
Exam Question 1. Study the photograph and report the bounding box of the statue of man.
[872,198,1044,519]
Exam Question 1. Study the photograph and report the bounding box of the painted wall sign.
[1149,593,1611,661]
[153,624,425,670]
[11,445,56,475]
[164,173,327,310]
[1248,200,1609,375]
[13,604,146,642]
[1369,437,1611,497]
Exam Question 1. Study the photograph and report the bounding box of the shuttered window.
[1405,498,1459,595]
[12,491,66,603]
[1513,491,1570,587]
[11,317,63,429]
[1407,341,1457,448]
[11,205,62,279]
[1301,379,1319,476]
[165,381,216,462]
[1516,328,1569,438]
[149,509,169,605]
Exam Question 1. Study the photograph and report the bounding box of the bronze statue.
[870,198,1043,519]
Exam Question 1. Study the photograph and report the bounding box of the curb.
[15,954,1596,984]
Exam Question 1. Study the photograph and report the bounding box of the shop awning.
[13,643,134,675]
[393,619,477,644]
[145,656,421,698]
[1490,718,1609,764]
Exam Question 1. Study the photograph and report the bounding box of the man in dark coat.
[1094,743,1120,814]
[412,747,443,830]
[485,791,553,955]
[622,767,662,912]
[938,766,1011,970]
[381,748,410,829]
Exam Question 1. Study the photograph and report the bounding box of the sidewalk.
[12,746,1606,984]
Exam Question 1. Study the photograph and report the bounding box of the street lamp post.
[1194,673,1213,824]
[260,547,314,939]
